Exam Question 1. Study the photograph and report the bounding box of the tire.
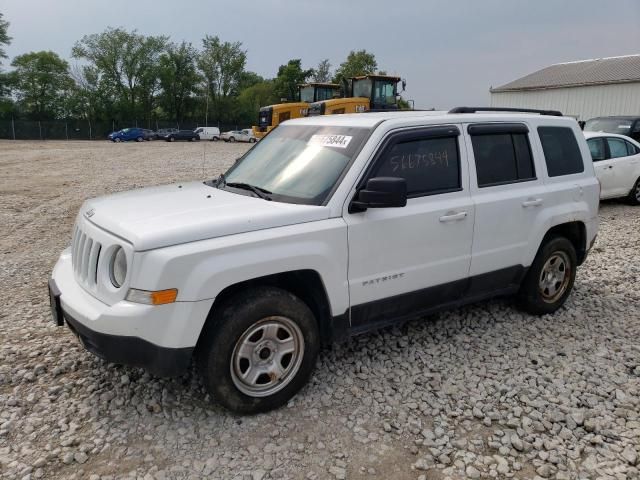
[229,136,236,143]
[169,136,175,142]
[212,137,219,142]
[197,286,320,414]
[136,137,143,142]
[249,138,256,143]
[114,138,121,143]
[627,177,640,205]
[190,136,196,142]
[517,236,577,315]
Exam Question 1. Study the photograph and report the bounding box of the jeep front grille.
[71,225,102,288]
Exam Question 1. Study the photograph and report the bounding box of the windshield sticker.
[309,134,353,148]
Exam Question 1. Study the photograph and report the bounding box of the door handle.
[607,165,613,169]
[522,198,543,207]
[439,211,468,222]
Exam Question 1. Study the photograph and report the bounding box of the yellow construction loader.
[307,75,405,116]
[252,83,340,139]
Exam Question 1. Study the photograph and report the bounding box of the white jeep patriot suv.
[49,107,599,413]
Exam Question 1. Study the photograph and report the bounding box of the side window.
[625,140,639,156]
[538,126,584,177]
[587,138,606,161]
[470,130,535,187]
[607,138,629,159]
[373,134,461,197]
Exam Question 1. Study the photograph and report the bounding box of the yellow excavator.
[307,75,405,116]
[252,82,341,139]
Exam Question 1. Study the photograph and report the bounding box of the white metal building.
[490,55,640,121]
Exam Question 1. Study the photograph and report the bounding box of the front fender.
[130,218,349,317]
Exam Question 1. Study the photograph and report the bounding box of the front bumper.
[50,249,214,377]
[62,305,193,377]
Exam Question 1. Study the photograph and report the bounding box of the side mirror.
[401,79,407,92]
[350,177,407,213]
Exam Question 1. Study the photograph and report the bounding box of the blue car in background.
[108,127,153,142]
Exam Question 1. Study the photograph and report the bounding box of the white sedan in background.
[584,132,640,204]
[220,129,257,143]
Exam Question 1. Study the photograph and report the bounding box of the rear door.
[345,125,474,329]
[465,122,547,281]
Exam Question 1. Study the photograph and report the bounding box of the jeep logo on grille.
[84,208,95,218]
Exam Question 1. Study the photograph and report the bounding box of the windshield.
[221,125,370,205]
[373,80,397,105]
[353,78,372,98]
[584,118,633,135]
[316,86,338,101]
[300,86,315,103]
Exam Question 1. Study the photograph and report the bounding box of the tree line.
[0,14,386,128]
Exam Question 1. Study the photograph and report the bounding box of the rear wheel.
[627,177,640,205]
[229,136,236,143]
[517,236,577,315]
[249,138,256,143]
[169,136,175,142]
[114,138,121,143]
[212,137,219,142]
[197,286,319,414]
[136,136,143,142]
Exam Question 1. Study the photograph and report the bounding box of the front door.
[344,126,474,330]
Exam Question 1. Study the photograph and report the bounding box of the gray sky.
[1,0,639,109]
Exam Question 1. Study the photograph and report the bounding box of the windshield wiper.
[225,182,272,200]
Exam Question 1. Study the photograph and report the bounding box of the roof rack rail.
[448,107,563,117]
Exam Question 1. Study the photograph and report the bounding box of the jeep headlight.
[109,246,127,288]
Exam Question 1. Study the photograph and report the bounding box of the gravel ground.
[1,140,639,480]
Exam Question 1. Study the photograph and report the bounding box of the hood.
[82,182,331,251]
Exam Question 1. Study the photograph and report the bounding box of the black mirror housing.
[350,177,407,212]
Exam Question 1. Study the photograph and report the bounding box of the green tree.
[237,80,276,125]
[197,35,246,122]
[158,41,200,124]
[0,12,10,64]
[333,49,378,85]
[72,28,168,120]
[313,59,332,83]
[274,59,313,101]
[237,71,265,91]
[9,51,74,119]
[0,12,12,100]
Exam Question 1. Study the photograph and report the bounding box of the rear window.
[538,127,584,177]
[470,132,535,187]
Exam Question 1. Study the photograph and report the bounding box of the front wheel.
[517,236,577,315]
[249,138,256,143]
[197,286,319,414]
[136,136,143,142]
[627,177,640,205]
[169,136,175,142]
[114,138,121,143]
[212,137,219,142]
[229,136,236,143]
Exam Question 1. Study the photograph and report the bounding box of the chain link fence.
[0,119,249,140]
